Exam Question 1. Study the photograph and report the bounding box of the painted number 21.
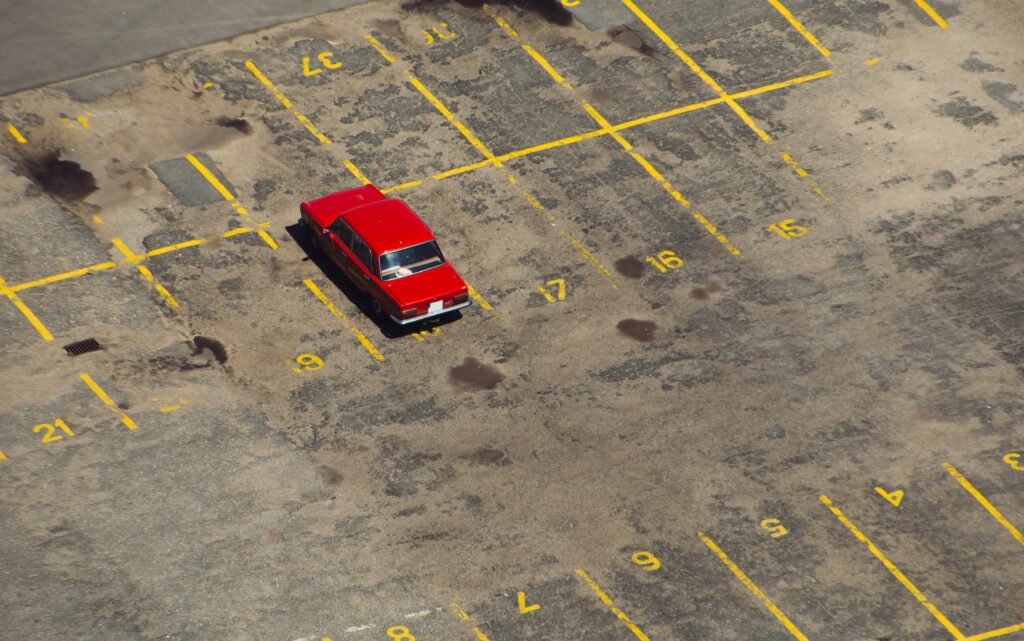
[33,419,75,444]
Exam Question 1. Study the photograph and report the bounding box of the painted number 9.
[1004,452,1024,471]
[631,550,661,571]
[290,353,324,374]
[387,626,415,641]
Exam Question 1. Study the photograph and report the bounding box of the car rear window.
[379,241,445,281]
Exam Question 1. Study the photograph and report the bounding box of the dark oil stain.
[16,150,97,201]
[473,448,506,464]
[617,319,656,342]
[402,0,573,25]
[449,357,504,390]
[614,256,644,278]
[607,26,655,56]
[192,336,228,363]
[215,116,252,134]
[692,281,722,299]
[371,18,405,39]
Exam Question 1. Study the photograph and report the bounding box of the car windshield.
[379,241,445,281]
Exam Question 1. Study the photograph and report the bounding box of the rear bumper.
[390,300,472,325]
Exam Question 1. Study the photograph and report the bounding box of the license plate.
[428,300,444,313]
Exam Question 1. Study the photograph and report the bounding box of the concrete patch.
[55,66,144,102]
[149,153,234,206]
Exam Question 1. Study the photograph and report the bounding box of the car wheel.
[371,298,383,317]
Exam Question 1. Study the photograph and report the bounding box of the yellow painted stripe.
[80,373,138,430]
[493,15,519,39]
[575,569,649,641]
[621,0,773,143]
[465,283,495,314]
[345,160,372,185]
[185,153,235,201]
[256,229,279,250]
[303,279,384,361]
[914,0,948,29]
[944,463,1024,546]
[559,229,619,288]
[0,277,53,341]
[136,265,179,308]
[7,123,27,143]
[364,34,396,64]
[146,238,207,257]
[962,623,1024,641]
[820,495,964,639]
[699,532,809,641]
[244,60,333,144]
[10,261,117,292]
[522,44,574,90]
[767,0,831,58]
[381,179,422,193]
[111,237,139,263]
[405,75,496,161]
[864,57,881,66]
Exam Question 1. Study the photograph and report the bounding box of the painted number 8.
[631,550,661,571]
[387,626,415,641]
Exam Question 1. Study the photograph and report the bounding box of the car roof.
[343,199,435,255]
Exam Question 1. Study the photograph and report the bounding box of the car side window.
[328,218,354,248]
[351,235,373,272]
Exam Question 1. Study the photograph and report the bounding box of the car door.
[348,234,376,293]
[325,218,357,275]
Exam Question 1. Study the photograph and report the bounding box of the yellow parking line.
[767,0,831,58]
[449,603,493,641]
[699,532,809,641]
[80,373,138,430]
[622,0,773,143]
[0,276,53,341]
[303,279,384,361]
[112,237,180,308]
[6,122,27,143]
[943,463,1024,546]
[489,10,740,256]
[185,153,277,250]
[244,60,334,144]
[366,31,616,289]
[963,623,1024,641]
[820,495,965,639]
[381,69,830,195]
[466,283,496,315]
[914,0,949,29]
[9,261,117,292]
[575,569,650,641]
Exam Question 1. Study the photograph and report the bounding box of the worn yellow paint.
[962,623,1024,641]
[575,569,650,641]
[364,33,396,63]
[0,276,53,341]
[244,60,334,144]
[767,0,830,57]
[622,0,773,143]
[820,495,964,639]
[345,160,372,185]
[80,373,138,430]
[780,152,830,202]
[7,122,27,143]
[914,0,948,29]
[700,532,808,641]
[185,154,235,200]
[304,279,384,361]
[864,57,881,66]
[944,462,1024,546]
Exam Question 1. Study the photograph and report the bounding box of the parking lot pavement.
[2,1,1024,640]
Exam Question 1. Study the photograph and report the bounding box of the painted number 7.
[537,278,566,303]
[769,218,808,239]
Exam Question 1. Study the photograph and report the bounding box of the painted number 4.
[302,52,343,76]
[537,278,566,303]
[769,218,808,239]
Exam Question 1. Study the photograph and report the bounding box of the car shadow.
[285,221,464,340]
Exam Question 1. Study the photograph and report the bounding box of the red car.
[300,185,471,324]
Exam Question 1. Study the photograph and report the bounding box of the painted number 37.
[303,52,343,76]
[1005,452,1024,471]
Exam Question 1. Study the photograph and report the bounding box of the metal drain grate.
[63,338,101,356]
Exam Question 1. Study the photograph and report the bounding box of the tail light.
[453,290,469,304]
[400,306,417,318]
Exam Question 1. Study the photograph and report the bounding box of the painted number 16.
[646,250,684,273]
